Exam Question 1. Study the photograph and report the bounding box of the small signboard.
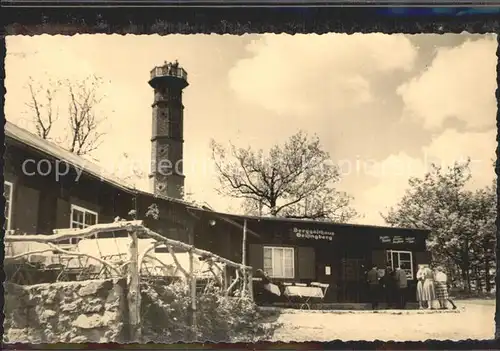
[379,235,391,243]
[293,227,335,241]
[379,235,416,244]
[393,236,404,244]
[405,236,416,243]
[325,265,331,276]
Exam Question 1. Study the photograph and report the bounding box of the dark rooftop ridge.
[190,208,431,234]
[5,121,426,235]
[5,120,195,208]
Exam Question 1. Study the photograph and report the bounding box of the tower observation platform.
[148,60,189,200]
[149,61,189,90]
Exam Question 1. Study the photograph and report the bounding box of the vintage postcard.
[3,32,496,344]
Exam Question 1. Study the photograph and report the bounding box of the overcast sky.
[5,34,498,225]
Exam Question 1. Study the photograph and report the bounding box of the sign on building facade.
[379,235,416,244]
[292,227,335,241]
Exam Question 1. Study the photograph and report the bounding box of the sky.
[5,34,498,225]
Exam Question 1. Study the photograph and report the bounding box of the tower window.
[170,122,180,139]
[155,109,170,136]
[170,91,181,101]
[169,110,182,139]
[159,145,169,155]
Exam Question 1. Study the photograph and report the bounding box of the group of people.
[163,60,181,76]
[416,265,457,310]
[366,264,457,310]
[366,264,408,309]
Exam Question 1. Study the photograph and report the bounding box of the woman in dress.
[434,266,457,310]
[416,266,426,309]
[421,266,436,310]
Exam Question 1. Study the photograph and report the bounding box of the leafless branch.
[211,131,357,222]
[25,77,60,140]
[23,74,107,156]
[65,75,107,156]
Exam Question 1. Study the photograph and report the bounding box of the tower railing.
[150,65,188,81]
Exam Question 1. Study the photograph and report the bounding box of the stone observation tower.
[148,60,188,199]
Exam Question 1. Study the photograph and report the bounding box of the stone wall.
[4,278,128,343]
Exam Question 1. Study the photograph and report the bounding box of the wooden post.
[223,266,228,297]
[241,219,247,296]
[189,248,197,340]
[186,227,197,340]
[248,270,254,300]
[127,230,141,342]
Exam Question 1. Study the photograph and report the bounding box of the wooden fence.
[5,220,254,342]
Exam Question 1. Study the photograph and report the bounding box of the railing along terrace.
[5,221,254,342]
[150,64,188,81]
[4,221,253,299]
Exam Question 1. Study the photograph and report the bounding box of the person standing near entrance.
[416,265,426,309]
[366,264,380,310]
[394,267,408,309]
[381,266,396,308]
[421,266,436,309]
[434,266,457,310]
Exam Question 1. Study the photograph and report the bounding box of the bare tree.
[211,130,358,222]
[25,77,61,140]
[24,74,107,156]
[65,75,106,155]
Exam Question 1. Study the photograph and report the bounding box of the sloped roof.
[4,122,423,235]
[4,121,195,207]
[189,208,431,235]
[4,122,264,238]
[5,121,136,192]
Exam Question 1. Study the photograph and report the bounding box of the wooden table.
[284,286,325,309]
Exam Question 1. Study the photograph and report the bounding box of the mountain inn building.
[3,61,431,304]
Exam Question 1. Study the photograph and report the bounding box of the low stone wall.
[4,278,128,343]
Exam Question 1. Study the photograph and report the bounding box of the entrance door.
[315,247,339,302]
[340,258,366,302]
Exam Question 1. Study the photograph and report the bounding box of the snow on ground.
[269,300,494,342]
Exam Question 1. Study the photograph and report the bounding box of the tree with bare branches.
[25,77,61,140]
[24,75,107,156]
[210,131,358,222]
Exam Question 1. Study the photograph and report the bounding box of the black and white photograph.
[3,33,496,343]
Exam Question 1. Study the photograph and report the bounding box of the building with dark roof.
[189,208,431,304]
[3,61,431,305]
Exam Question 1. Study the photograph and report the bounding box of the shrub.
[449,288,496,300]
[141,280,278,342]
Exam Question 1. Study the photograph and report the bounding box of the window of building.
[387,250,414,280]
[4,181,13,231]
[263,246,294,279]
[69,205,98,245]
